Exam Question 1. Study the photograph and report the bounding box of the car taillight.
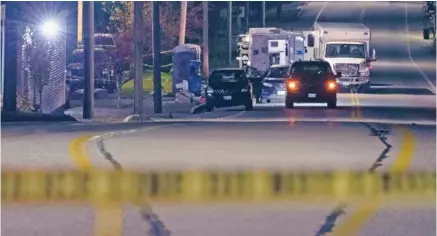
[287,80,298,90]
[327,80,337,90]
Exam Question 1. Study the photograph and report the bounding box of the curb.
[119,118,436,127]
[123,114,152,122]
[1,113,77,123]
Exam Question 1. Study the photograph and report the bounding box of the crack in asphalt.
[314,122,393,236]
[93,127,173,236]
[96,137,123,170]
[363,123,393,173]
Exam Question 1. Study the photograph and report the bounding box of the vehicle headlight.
[359,68,370,76]
[242,35,250,43]
[263,82,273,87]
[206,86,214,94]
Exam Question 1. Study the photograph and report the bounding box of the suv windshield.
[292,62,332,76]
[266,66,290,78]
[325,43,366,58]
[209,70,247,83]
[72,50,111,64]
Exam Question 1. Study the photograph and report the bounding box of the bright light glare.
[41,20,59,38]
[328,82,336,90]
[288,81,297,90]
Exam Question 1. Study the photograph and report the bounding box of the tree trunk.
[32,79,37,111]
[38,85,43,113]
[116,75,122,109]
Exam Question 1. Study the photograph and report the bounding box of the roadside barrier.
[2,169,435,205]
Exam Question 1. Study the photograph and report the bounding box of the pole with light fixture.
[202,1,209,77]
[133,1,144,116]
[152,1,162,114]
[77,0,83,44]
[0,4,5,106]
[82,1,94,119]
[228,1,232,66]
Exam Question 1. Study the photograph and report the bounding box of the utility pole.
[133,1,144,116]
[0,4,5,103]
[3,2,18,112]
[82,1,94,119]
[261,1,266,27]
[228,1,232,66]
[202,1,209,77]
[77,0,83,43]
[152,2,162,114]
[179,1,187,45]
[245,2,250,32]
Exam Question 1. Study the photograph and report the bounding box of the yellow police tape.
[2,169,435,205]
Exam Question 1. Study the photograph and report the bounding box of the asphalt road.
[2,1,436,236]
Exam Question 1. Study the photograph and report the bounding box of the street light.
[40,20,60,38]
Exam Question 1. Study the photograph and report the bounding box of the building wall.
[23,25,67,114]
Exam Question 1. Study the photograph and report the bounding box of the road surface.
[2,2,436,236]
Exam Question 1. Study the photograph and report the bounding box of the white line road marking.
[405,2,437,94]
[315,1,327,23]
[360,4,367,22]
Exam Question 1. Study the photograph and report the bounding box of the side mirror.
[336,72,342,78]
[423,28,430,40]
[371,48,377,61]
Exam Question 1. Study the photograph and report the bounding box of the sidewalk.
[66,95,198,122]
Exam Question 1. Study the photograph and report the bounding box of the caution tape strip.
[2,169,435,204]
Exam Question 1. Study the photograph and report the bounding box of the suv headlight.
[359,67,370,76]
[206,86,214,94]
[263,82,273,87]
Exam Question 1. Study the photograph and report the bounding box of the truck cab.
[304,22,377,92]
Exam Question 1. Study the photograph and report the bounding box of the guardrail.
[2,169,435,205]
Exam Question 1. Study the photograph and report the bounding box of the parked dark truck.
[205,68,253,112]
[67,34,117,93]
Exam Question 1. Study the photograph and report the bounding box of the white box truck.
[304,22,376,91]
[237,28,305,74]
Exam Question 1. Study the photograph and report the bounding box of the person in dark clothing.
[246,67,263,103]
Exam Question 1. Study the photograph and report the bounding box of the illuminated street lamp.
[40,20,60,38]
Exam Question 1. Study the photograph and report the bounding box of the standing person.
[247,67,263,103]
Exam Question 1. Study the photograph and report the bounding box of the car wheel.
[327,100,337,108]
[286,100,294,109]
[245,100,254,111]
[206,103,214,112]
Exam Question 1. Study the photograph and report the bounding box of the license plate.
[277,90,286,95]
[308,93,316,98]
[223,95,232,100]
[342,82,350,87]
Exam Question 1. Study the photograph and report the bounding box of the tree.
[100,2,203,70]
[22,26,54,112]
